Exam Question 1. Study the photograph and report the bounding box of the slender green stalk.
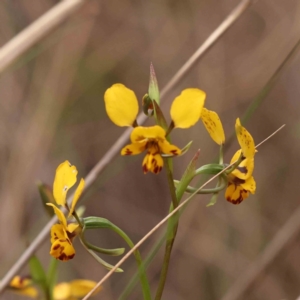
[72,211,84,228]
[109,225,152,300]
[118,235,165,299]
[154,158,179,300]
[219,144,223,164]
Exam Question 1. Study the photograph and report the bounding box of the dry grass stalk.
[0,0,86,74]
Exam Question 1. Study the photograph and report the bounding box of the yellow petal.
[50,224,65,244]
[201,108,225,145]
[10,286,38,298]
[9,276,38,298]
[235,118,255,158]
[170,88,206,128]
[69,280,102,297]
[241,176,256,194]
[10,276,31,289]
[142,152,164,174]
[232,157,254,180]
[104,84,139,127]
[121,141,147,155]
[230,149,254,180]
[67,223,79,234]
[69,178,85,217]
[225,184,249,205]
[230,149,242,164]
[53,282,72,300]
[53,161,78,206]
[50,237,75,261]
[47,203,67,229]
[130,125,166,143]
[158,139,181,156]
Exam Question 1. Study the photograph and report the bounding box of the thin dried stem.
[255,124,285,148]
[160,0,252,99]
[0,0,85,74]
[0,0,252,293]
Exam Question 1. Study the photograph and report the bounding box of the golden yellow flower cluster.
[48,161,85,261]
[104,84,224,174]
[104,83,256,204]
[9,276,100,299]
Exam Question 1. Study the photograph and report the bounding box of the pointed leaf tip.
[148,63,160,105]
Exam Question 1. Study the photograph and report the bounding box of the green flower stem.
[219,144,223,164]
[72,210,84,228]
[109,224,152,300]
[118,236,165,300]
[154,158,179,300]
[174,175,227,194]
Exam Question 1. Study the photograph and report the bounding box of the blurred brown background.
[1,0,300,299]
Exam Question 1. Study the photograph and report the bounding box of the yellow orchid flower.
[54,280,101,300]
[225,119,256,204]
[47,214,79,261]
[121,125,181,174]
[8,276,38,298]
[104,84,207,173]
[8,277,101,300]
[47,161,85,261]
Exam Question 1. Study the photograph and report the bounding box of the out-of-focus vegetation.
[1,0,300,299]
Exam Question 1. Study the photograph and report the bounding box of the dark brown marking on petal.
[226,196,243,205]
[143,164,148,174]
[18,277,26,285]
[226,187,247,205]
[154,166,159,174]
[170,149,178,155]
[232,177,245,185]
[124,148,133,155]
[237,166,248,174]
[53,244,60,250]
[58,253,68,261]
[67,230,76,240]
